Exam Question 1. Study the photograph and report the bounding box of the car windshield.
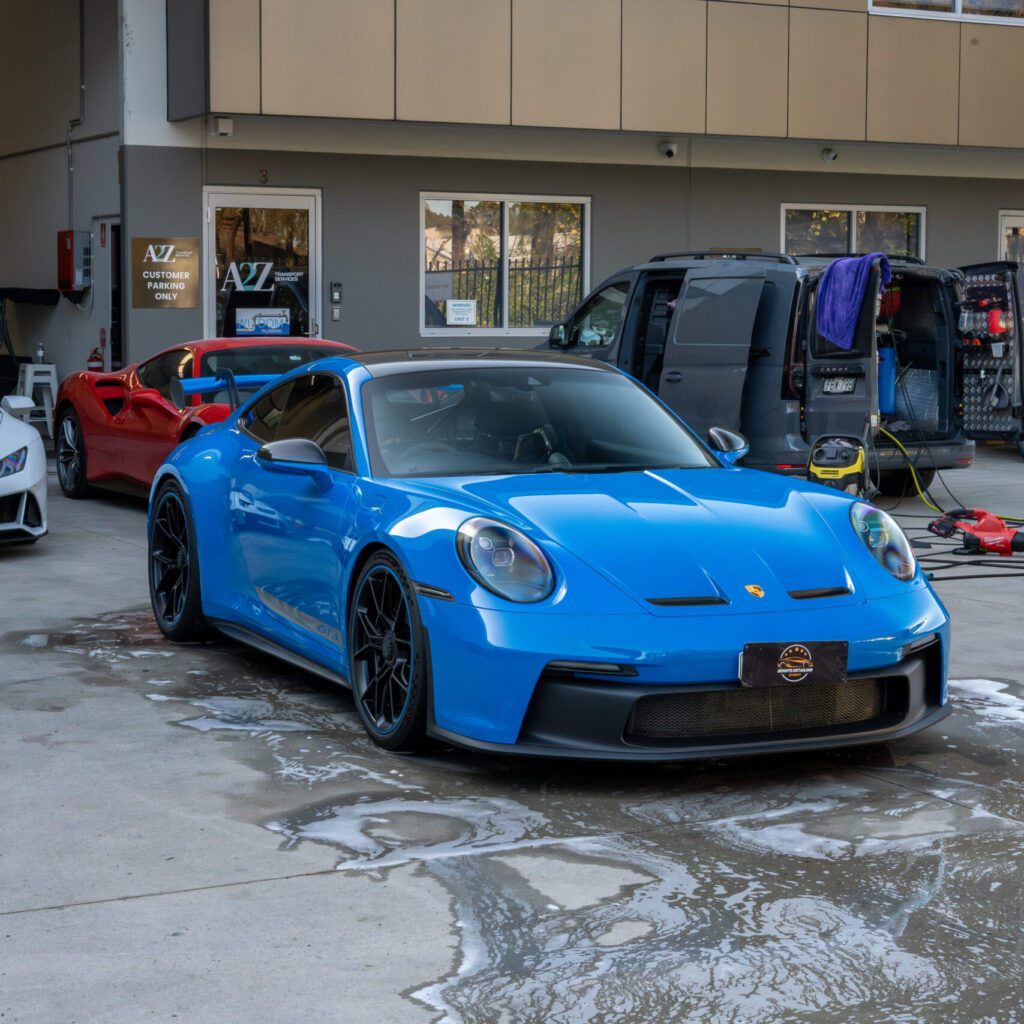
[197,345,343,403]
[361,365,716,478]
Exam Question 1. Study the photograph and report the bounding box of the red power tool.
[928,508,1024,556]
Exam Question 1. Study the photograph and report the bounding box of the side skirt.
[208,618,351,690]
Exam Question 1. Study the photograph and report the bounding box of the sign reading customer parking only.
[131,237,200,309]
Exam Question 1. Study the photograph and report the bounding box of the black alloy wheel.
[148,481,209,642]
[55,409,89,499]
[348,551,428,751]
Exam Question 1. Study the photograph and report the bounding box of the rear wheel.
[348,551,429,752]
[875,466,935,498]
[149,480,209,642]
[55,409,90,499]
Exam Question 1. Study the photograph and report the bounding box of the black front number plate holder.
[739,641,849,688]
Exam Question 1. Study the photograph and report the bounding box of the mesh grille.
[0,494,20,524]
[626,678,889,742]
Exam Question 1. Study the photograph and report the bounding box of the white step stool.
[16,363,58,438]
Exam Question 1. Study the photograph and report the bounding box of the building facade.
[4,0,1024,378]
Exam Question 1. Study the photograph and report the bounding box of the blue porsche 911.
[147,350,950,759]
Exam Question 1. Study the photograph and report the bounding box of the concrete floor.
[2,450,1023,1023]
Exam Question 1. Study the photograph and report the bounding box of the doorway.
[999,211,1024,264]
[203,187,322,339]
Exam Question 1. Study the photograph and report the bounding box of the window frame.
[780,203,927,260]
[868,0,1024,27]
[419,191,591,338]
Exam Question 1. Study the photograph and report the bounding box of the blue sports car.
[147,350,950,760]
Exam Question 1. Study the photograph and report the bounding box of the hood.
[409,468,862,612]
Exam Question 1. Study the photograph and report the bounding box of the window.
[782,205,925,259]
[421,193,589,336]
[242,381,292,443]
[137,349,193,401]
[870,0,1024,23]
[242,373,354,472]
[569,281,630,348]
[277,374,354,472]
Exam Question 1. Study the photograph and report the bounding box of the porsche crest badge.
[745,584,765,598]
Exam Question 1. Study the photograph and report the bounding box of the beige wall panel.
[261,0,394,119]
[960,24,1024,148]
[789,10,866,141]
[707,2,788,137]
[209,0,261,113]
[867,17,959,145]
[791,0,867,12]
[622,0,707,134]
[0,0,80,153]
[512,0,620,130]
[396,0,510,125]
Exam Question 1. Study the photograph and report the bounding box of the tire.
[875,466,935,498]
[55,409,90,499]
[347,550,429,752]
[148,480,209,642]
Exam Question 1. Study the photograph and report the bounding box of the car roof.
[328,348,619,378]
[182,337,356,355]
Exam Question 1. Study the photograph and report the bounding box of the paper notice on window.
[446,299,477,326]
[236,307,291,336]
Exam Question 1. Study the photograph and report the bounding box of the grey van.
[549,252,1024,492]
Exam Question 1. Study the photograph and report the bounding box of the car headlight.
[0,447,27,479]
[456,517,554,602]
[849,502,916,581]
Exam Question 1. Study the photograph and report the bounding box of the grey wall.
[104,145,1024,367]
[120,146,688,361]
[686,167,1024,267]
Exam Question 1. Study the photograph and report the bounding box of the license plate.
[738,641,849,688]
[822,377,855,394]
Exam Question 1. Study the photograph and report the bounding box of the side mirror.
[707,426,749,466]
[128,387,167,410]
[1,394,34,417]
[256,438,333,492]
[548,324,567,349]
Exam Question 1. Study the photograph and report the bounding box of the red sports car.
[54,337,356,498]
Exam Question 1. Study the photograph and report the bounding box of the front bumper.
[418,586,950,759]
[0,477,47,542]
[752,439,975,476]
[429,638,948,761]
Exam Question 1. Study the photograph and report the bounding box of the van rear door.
[802,262,882,445]
[657,266,767,440]
[955,261,1023,440]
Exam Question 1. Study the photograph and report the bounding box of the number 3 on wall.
[257,169,269,184]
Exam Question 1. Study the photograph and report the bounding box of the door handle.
[664,370,683,384]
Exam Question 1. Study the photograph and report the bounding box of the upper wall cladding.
[0,0,121,156]
[171,0,1024,149]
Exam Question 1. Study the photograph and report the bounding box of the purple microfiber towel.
[816,253,892,351]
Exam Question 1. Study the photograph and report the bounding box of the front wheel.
[348,551,429,752]
[149,480,209,642]
[55,409,90,499]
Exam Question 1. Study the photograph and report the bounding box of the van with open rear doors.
[549,252,1024,492]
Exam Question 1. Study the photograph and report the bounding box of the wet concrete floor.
[2,456,1024,1022]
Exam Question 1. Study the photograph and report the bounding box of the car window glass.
[570,282,629,347]
[276,373,354,473]
[242,380,292,443]
[362,366,715,478]
[137,349,193,401]
[198,344,343,403]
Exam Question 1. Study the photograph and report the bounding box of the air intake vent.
[787,586,851,600]
[647,596,729,607]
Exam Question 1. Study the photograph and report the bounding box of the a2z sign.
[222,261,275,292]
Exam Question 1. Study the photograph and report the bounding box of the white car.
[0,394,47,543]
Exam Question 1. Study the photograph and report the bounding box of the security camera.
[821,147,838,163]
[659,141,679,159]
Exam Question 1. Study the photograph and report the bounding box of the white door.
[999,211,1024,264]
[203,187,322,338]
